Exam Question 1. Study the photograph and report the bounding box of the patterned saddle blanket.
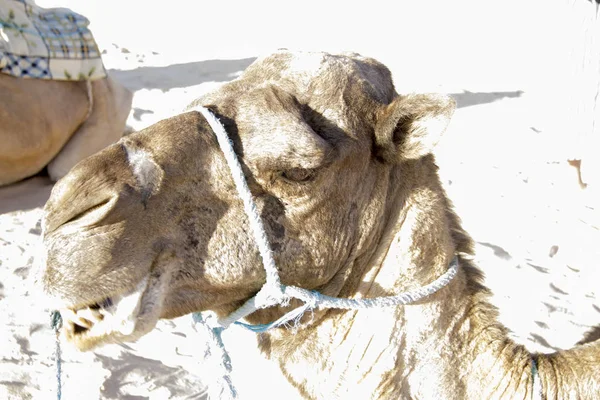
[0,0,106,80]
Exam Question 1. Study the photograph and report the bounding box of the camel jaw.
[59,269,171,351]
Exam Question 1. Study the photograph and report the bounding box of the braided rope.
[50,311,63,400]
[191,106,460,398]
[196,107,284,306]
[222,259,458,332]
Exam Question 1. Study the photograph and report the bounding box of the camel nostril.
[43,138,138,235]
[44,194,117,235]
[63,198,112,226]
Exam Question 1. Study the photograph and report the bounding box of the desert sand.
[1,1,599,399]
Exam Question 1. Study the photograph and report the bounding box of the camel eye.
[281,168,315,183]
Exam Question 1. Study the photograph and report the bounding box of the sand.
[1,0,599,399]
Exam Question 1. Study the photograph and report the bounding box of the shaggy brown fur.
[0,74,132,186]
[41,51,600,399]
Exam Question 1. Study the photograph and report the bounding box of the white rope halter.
[191,106,459,399]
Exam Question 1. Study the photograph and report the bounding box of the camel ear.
[374,94,455,163]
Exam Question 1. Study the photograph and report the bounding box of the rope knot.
[254,283,287,309]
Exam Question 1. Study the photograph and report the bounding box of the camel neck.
[258,158,599,398]
[439,256,600,399]
[454,264,534,399]
[258,183,542,398]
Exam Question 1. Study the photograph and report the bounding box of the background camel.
[0,0,132,186]
[0,74,132,186]
[1,1,598,398]
[40,50,600,399]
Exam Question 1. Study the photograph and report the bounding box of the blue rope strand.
[50,311,63,400]
[192,313,237,399]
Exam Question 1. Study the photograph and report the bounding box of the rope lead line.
[192,313,237,399]
[231,258,459,333]
[50,311,63,400]
[190,106,460,398]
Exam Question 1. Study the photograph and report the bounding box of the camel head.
[41,51,455,350]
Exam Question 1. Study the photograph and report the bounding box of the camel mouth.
[62,297,115,336]
[51,251,175,350]
[59,274,162,349]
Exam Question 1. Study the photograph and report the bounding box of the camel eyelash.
[279,168,317,183]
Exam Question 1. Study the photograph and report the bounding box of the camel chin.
[59,269,170,351]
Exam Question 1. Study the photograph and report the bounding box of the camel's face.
[41,51,454,350]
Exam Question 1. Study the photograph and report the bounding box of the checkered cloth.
[0,0,106,80]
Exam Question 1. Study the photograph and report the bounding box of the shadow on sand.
[96,352,207,399]
[450,90,524,108]
[108,57,257,92]
[0,176,54,214]
[107,57,524,111]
